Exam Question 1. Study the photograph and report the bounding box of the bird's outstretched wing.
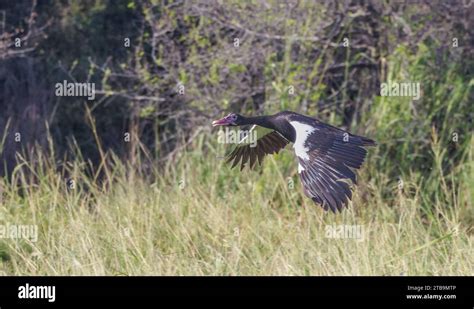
[226,125,289,170]
[293,121,375,212]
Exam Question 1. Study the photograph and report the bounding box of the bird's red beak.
[212,115,233,127]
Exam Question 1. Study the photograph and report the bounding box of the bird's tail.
[360,136,376,146]
[349,133,376,146]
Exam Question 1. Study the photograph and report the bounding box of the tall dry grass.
[0,126,471,275]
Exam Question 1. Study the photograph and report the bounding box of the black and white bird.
[212,111,376,212]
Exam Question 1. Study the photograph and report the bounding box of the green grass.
[0,129,472,275]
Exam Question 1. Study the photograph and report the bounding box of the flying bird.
[212,111,376,212]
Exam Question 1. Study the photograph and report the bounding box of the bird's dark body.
[239,111,355,143]
[212,110,376,212]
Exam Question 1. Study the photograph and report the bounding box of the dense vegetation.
[0,0,472,275]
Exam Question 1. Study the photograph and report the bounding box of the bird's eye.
[231,115,237,120]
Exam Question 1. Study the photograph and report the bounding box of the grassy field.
[0,126,472,275]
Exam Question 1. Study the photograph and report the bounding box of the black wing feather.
[226,130,289,170]
[298,122,375,212]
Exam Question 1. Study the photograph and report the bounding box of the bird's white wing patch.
[289,121,315,167]
[298,163,305,173]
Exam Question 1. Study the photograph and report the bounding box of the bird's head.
[212,113,244,127]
